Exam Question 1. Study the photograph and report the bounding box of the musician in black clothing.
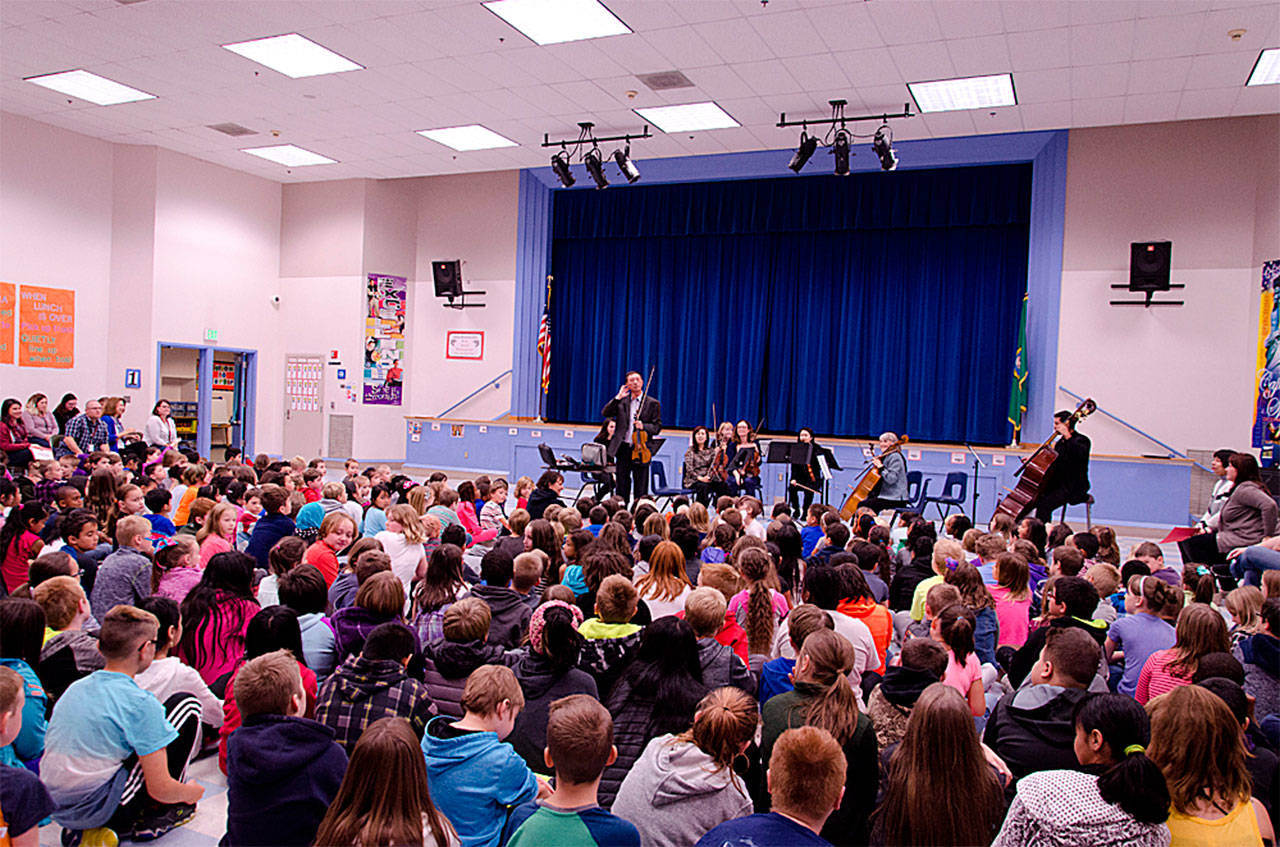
[1031,411,1092,522]
[788,428,840,514]
[601,371,662,503]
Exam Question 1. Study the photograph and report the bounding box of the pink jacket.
[199,534,232,568]
[456,502,498,545]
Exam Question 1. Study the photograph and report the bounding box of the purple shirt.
[1109,611,1176,696]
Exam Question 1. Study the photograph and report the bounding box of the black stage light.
[612,145,640,183]
[551,149,575,187]
[873,124,898,171]
[788,131,818,172]
[831,128,851,175]
[584,146,609,189]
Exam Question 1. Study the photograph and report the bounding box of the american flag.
[537,305,551,394]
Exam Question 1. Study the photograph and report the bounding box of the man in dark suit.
[1032,410,1091,522]
[601,370,662,504]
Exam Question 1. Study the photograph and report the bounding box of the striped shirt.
[1135,647,1192,704]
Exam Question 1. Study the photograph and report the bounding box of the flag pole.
[537,275,552,423]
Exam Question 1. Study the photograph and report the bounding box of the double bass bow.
[993,397,1097,520]
[841,436,908,520]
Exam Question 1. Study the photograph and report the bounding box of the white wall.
[1057,115,1279,457]
[0,112,114,403]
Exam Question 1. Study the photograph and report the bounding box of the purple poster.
[363,273,406,406]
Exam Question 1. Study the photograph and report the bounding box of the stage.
[403,416,1198,529]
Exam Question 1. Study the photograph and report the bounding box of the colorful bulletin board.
[18,285,74,368]
[0,283,13,364]
[1253,260,1280,448]
[364,273,406,405]
[212,362,235,391]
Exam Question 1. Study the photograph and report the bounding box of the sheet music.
[816,453,831,480]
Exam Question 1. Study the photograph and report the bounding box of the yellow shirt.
[910,575,943,621]
[1167,800,1262,847]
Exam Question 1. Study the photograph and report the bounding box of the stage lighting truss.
[542,122,650,188]
[778,100,913,175]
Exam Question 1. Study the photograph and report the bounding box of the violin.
[840,436,908,520]
[630,366,656,464]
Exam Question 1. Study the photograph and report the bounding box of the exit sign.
[204,328,218,342]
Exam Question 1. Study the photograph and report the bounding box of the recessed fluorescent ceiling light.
[417,125,518,151]
[223,33,362,78]
[483,0,630,45]
[1247,48,1280,86]
[25,69,155,105]
[908,73,1016,113]
[242,144,336,166]
[634,102,739,133]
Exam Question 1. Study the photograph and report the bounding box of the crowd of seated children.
[4,420,1280,847]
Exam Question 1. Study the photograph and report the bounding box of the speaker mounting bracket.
[1108,282,1185,307]
[443,289,486,310]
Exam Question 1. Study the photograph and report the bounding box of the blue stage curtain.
[547,164,1031,445]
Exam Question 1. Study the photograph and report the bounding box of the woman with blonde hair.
[613,687,757,847]
[376,503,429,609]
[314,717,458,846]
[1147,684,1273,845]
[760,628,878,845]
[635,540,694,619]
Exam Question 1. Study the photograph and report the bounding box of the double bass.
[994,397,1097,520]
[840,436,908,520]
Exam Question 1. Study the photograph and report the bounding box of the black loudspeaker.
[1130,242,1171,292]
[432,260,462,298]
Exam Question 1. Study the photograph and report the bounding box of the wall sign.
[124,368,142,389]
[446,330,485,360]
[0,283,13,364]
[364,273,407,406]
[18,285,74,368]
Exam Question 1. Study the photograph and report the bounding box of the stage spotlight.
[872,124,898,171]
[788,131,818,173]
[584,146,609,189]
[612,145,640,183]
[831,128,851,175]
[551,149,575,187]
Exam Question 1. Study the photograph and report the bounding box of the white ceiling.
[1,0,1277,183]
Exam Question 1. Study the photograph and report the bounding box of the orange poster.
[18,285,74,368]
[0,283,13,364]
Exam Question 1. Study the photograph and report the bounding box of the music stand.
[766,442,812,465]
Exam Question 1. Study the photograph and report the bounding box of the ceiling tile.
[836,48,904,88]
[1232,83,1280,116]
[1071,94,1127,126]
[1070,20,1137,65]
[933,1,1006,38]
[733,59,803,97]
[639,25,726,69]
[1017,100,1072,130]
[999,1,1071,33]
[806,3,885,52]
[888,40,955,82]
[779,53,851,94]
[1007,28,1071,71]
[1069,2,1140,26]
[1014,68,1072,103]
[1195,5,1279,55]
[1127,57,1193,94]
[1122,90,1181,123]
[693,17,775,64]
[1071,63,1131,98]
[745,9,828,59]
[1176,86,1240,119]
[866,1,943,45]
[1130,12,1206,60]
[946,35,1013,77]
[1184,51,1259,89]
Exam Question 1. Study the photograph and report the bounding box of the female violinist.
[709,421,735,500]
[682,425,716,506]
[728,420,762,497]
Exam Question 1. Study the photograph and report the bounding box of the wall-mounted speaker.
[432,260,462,298]
[1130,242,1171,292]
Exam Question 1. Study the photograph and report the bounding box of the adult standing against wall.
[145,399,181,450]
[602,370,662,504]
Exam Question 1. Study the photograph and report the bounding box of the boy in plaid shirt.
[315,621,436,754]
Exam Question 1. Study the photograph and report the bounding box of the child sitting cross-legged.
[500,694,640,847]
[422,664,550,847]
[43,604,205,843]
[223,650,348,847]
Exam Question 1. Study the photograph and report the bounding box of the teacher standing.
[602,370,662,504]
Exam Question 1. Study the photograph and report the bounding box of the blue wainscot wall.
[404,418,1192,529]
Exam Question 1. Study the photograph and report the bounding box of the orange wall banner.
[18,285,74,368]
[0,283,13,364]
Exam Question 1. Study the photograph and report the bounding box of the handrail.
[437,370,513,419]
[1058,385,1211,473]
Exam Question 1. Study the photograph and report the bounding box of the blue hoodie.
[223,714,347,847]
[422,715,538,847]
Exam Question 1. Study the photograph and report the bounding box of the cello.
[841,436,908,520]
[994,397,1097,520]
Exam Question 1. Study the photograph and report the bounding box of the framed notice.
[18,285,74,368]
[446,331,484,360]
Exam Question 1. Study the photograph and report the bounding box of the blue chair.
[921,472,967,519]
[650,462,691,511]
[903,471,930,514]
